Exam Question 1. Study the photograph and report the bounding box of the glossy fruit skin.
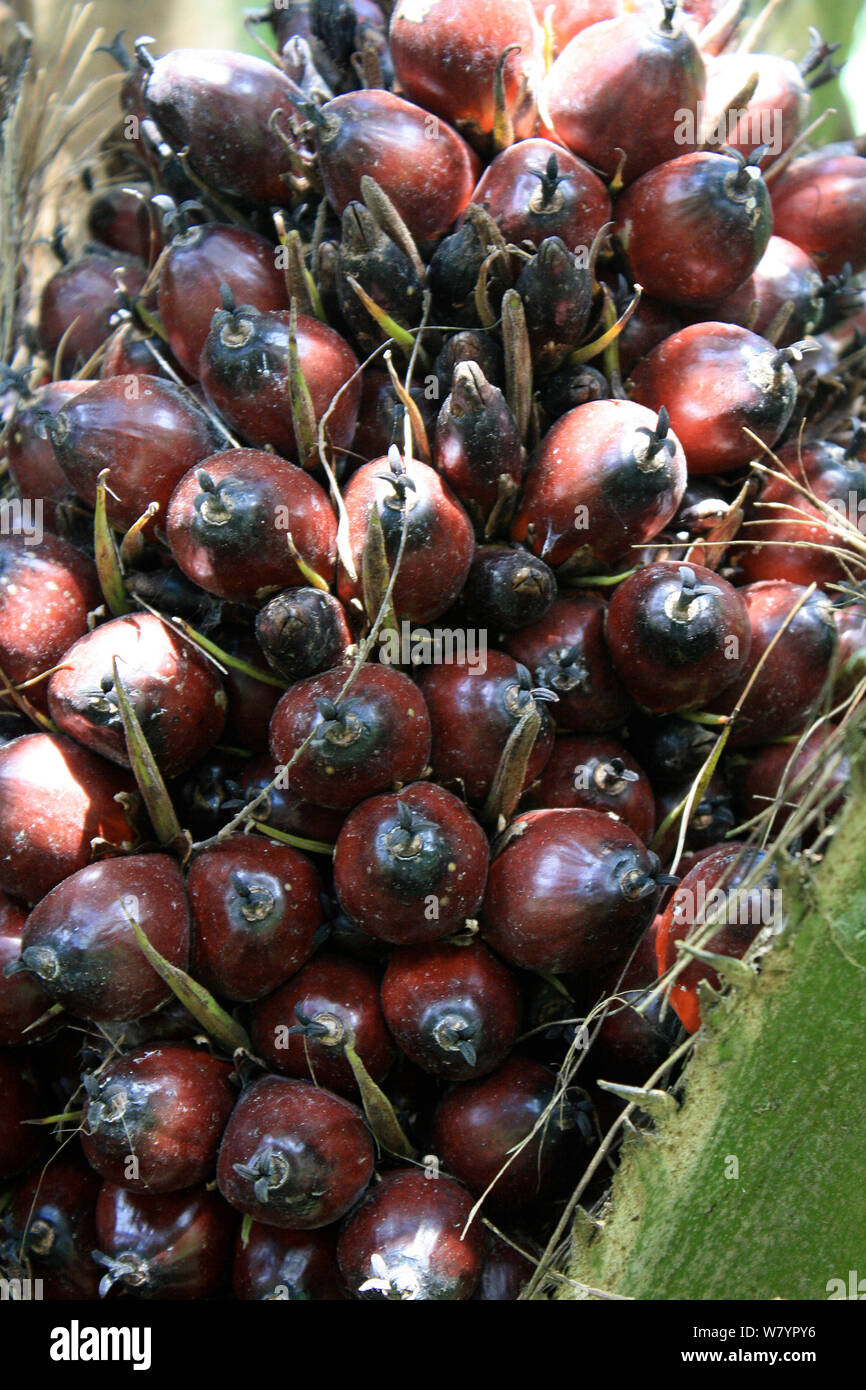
[157,223,289,376]
[705,236,823,347]
[513,400,687,572]
[615,152,772,308]
[232,1223,345,1300]
[235,754,348,844]
[313,90,481,244]
[143,48,298,205]
[703,51,810,164]
[188,835,322,1002]
[418,653,554,808]
[470,138,611,252]
[94,1182,237,1299]
[251,952,393,1097]
[100,323,176,380]
[88,185,157,261]
[16,854,189,1022]
[732,726,849,841]
[434,362,525,521]
[708,581,837,747]
[48,374,222,532]
[381,938,520,1079]
[474,1231,534,1301]
[460,545,556,633]
[0,1053,45,1179]
[217,1076,374,1229]
[0,891,47,1044]
[38,254,147,376]
[605,561,751,713]
[337,1169,486,1301]
[770,149,866,276]
[166,450,337,602]
[5,380,90,525]
[198,305,360,467]
[47,612,227,778]
[505,595,633,733]
[338,454,474,624]
[389,0,542,145]
[270,664,431,811]
[2,1153,102,1299]
[81,1044,235,1193]
[0,534,100,714]
[737,439,866,588]
[333,781,488,943]
[628,324,798,475]
[533,734,655,843]
[432,1055,582,1209]
[255,588,353,685]
[0,734,135,904]
[543,10,705,184]
[482,808,660,974]
[656,844,778,1031]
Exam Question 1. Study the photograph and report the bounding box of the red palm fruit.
[5,380,90,524]
[251,952,393,1097]
[628,323,799,475]
[703,236,823,347]
[431,1055,584,1210]
[165,450,337,603]
[337,1170,486,1301]
[605,560,751,713]
[615,150,772,308]
[504,595,632,732]
[198,301,360,466]
[141,47,298,205]
[2,1153,102,1299]
[0,534,99,714]
[0,733,135,904]
[481,808,661,974]
[516,237,594,372]
[308,90,480,244]
[10,854,189,1022]
[732,725,849,841]
[434,362,525,522]
[533,734,655,843]
[542,5,705,184]
[38,254,147,376]
[615,293,682,380]
[770,148,866,277]
[737,437,866,588]
[474,1231,534,1301]
[0,1053,45,1179]
[834,603,866,702]
[255,588,353,685]
[333,781,489,944]
[157,223,289,377]
[94,1182,237,1299]
[337,450,474,623]
[655,844,778,1031]
[469,139,611,254]
[187,835,322,1002]
[707,581,837,746]
[389,0,542,146]
[81,1044,236,1193]
[510,399,687,572]
[99,322,179,380]
[0,890,47,1044]
[217,1075,374,1229]
[381,938,520,1079]
[530,0,618,55]
[218,627,282,753]
[702,52,811,165]
[653,769,735,859]
[46,375,222,532]
[459,545,556,633]
[47,612,227,777]
[232,1223,345,1300]
[235,754,348,843]
[269,663,431,811]
[87,185,159,261]
[418,653,555,808]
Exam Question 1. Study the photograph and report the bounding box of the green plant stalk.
[562,759,866,1300]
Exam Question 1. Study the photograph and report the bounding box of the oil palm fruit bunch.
[1,0,865,1305]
